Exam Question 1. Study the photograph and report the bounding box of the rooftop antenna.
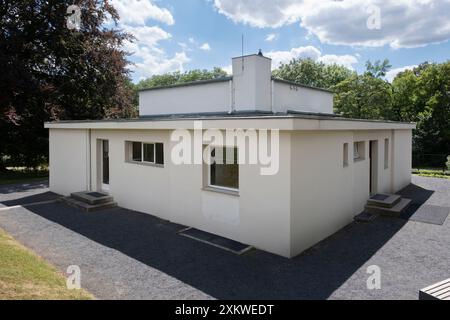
[241,34,244,71]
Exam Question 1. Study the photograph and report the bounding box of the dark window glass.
[155,143,164,164]
[132,142,142,161]
[210,147,238,189]
[143,143,155,163]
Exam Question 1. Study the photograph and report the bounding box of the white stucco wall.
[289,129,411,257]
[139,81,231,116]
[392,129,412,191]
[273,81,334,114]
[47,125,413,258]
[232,55,272,111]
[86,128,291,257]
[49,129,89,196]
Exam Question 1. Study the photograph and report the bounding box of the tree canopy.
[0,0,135,168]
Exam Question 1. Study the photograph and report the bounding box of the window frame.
[126,141,164,167]
[207,146,239,192]
[353,141,365,161]
[384,138,389,169]
[343,143,349,167]
[142,142,156,164]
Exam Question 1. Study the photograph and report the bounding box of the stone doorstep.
[365,198,412,217]
[61,197,117,212]
[366,194,402,208]
[71,191,113,205]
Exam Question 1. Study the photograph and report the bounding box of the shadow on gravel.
[1,191,60,207]
[19,183,433,299]
[0,180,49,195]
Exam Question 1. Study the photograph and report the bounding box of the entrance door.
[101,140,110,192]
[369,140,378,195]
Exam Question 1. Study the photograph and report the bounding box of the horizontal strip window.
[126,141,164,166]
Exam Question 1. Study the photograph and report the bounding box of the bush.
[447,156,450,171]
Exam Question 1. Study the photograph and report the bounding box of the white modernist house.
[45,53,415,258]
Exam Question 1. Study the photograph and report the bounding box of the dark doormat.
[400,203,450,225]
[178,228,252,255]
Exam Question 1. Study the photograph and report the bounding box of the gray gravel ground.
[0,176,449,300]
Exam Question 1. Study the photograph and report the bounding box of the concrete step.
[365,198,412,217]
[367,194,401,208]
[354,211,379,223]
[62,197,117,212]
[71,191,113,205]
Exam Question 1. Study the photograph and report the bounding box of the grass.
[0,228,93,300]
[0,168,48,186]
[412,168,450,180]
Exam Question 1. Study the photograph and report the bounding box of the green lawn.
[0,169,48,186]
[412,168,450,180]
[0,228,93,300]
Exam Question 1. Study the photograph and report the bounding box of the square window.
[132,142,142,162]
[143,143,155,163]
[210,147,239,190]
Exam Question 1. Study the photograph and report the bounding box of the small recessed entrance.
[369,140,378,195]
[101,140,110,192]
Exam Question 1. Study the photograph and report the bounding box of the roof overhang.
[45,117,416,131]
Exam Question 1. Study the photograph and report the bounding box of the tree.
[333,73,393,119]
[272,58,355,89]
[0,0,135,169]
[135,67,229,90]
[365,59,392,78]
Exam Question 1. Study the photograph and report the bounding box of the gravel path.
[0,176,449,300]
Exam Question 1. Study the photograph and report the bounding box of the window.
[132,142,142,162]
[127,141,164,165]
[343,143,349,167]
[143,143,155,163]
[209,147,239,190]
[384,138,389,169]
[353,141,365,161]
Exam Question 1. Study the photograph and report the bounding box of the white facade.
[45,53,415,258]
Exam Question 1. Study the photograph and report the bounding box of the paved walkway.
[0,176,449,300]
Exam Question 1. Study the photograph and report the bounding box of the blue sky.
[111,0,450,83]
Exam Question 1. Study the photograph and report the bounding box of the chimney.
[232,51,272,112]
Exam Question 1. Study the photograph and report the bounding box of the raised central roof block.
[138,53,334,117]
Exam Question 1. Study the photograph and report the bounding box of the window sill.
[126,160,164,168]
[353,158,365,163]
[202,186,240,197]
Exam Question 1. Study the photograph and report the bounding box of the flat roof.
[45,111,416,131]
[138,76,232,92]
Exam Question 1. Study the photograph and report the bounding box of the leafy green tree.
[365,59,392,78]
[0,0,135,169]
[135,68,228,90]
[333,73,393,119]
[272,58,355,89]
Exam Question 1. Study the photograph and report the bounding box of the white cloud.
[111,0,174,26]
[123,25,171,49]
[200,43,211,51]
[385,65,417,82]
[265,33,278,42]
[213,0,450,48]
[221,64,232,75]
[267,46,358,69]
[189,37,196,44]
[110,0,191,80]
[318,54,359,69]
